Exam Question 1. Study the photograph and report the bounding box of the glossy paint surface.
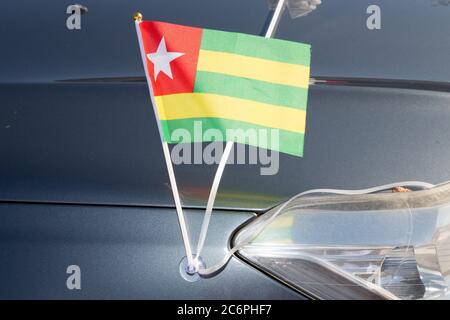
[0,0,449,299]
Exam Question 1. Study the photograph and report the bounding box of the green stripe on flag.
[161,117,304,157]
[200,29,311,66]
[194,71,308,111]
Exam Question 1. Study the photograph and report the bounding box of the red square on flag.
[139,21,203,96]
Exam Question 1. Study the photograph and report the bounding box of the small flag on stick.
[137,20,311,157]
[134,14,311,274]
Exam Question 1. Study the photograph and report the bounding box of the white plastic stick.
[162,142,194,267]
[265,0,286,38]
[196,141,234,259]
[195,0,287,267]
[135,20,194,267]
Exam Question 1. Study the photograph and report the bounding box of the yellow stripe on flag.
[155,93,306,134]
[197,50,310,89]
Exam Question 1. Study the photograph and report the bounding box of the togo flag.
[136,21,311,157]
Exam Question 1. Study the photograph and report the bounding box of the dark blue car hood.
[1,0,450,211]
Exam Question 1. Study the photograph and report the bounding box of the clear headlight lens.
[233,183,450,300]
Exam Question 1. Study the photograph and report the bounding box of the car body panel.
[2,83,450,211]
[0,203,302,299]
[1,0,449,299]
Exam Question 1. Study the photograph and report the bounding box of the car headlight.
[233,182,450,300]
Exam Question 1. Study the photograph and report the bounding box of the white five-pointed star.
[147,37,184,81]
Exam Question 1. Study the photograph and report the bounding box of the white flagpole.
[195,0,287,262]
[195,140,233,258]
[265,0,286,38]
[134,14,195,268]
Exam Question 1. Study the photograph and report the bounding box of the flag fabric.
[137,21,311,156]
